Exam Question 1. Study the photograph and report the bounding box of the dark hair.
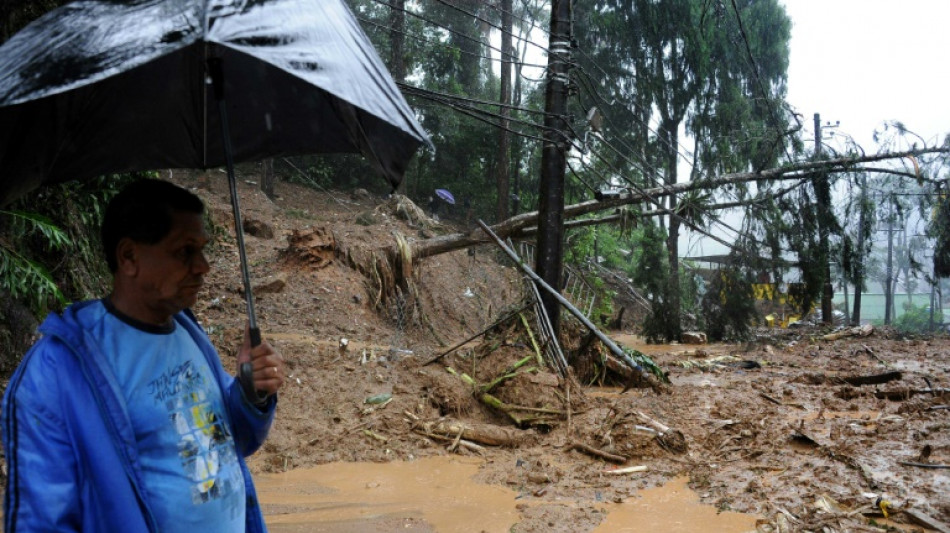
[101,179,205,272]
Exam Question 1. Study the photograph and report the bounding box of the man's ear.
[115,238,139,276]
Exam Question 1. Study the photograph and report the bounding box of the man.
[2,179,285,532]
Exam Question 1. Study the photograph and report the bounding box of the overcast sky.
[783,0,950,151]
[682,0,950,260]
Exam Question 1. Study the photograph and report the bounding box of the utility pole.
[495,0,513,222]
[814,113,835,324]
[536,0,573,332]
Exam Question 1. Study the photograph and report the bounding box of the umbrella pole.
[209,58,265,402]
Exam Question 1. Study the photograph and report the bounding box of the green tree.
[933,191,950,278]
[631,220,676,342]
[574,0,792,339]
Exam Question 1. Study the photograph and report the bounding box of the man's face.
[125,211,211,322]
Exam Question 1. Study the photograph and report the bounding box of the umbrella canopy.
[0,0,432,394]
[435,188,455,205]
[0,0,431,206]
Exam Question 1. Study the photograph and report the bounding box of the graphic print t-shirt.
[78,301,245,532]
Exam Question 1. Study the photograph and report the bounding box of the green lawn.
[833,292,933,322]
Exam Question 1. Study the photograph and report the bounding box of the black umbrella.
[0,0,431,396]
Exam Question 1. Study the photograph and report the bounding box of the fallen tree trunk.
[604,354,662,392]
[413,418,527,447]
[841,371,902,386]
[568,441,627,464]
[875,388,950,401]
[390,147,949,261]
[822,324,874,341]
[903,509,950,533]
[801,371,903,387]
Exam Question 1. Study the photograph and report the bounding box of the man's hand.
[236,324,285,400]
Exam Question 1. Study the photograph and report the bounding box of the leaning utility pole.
[814,113,835,324]
[536,0,573,332]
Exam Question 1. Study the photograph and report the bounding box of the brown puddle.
[255,456,519,532]
[593,476,758,532]
[255,458,758,532]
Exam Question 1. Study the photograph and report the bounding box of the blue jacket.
[2,301,276,532]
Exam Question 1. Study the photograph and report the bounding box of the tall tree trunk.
[536,0,572,333]
[509,7,531,217]
[851,177,867,325]
[495,0,513,222]
[389,0,406,82]
[261,159,275,200]
[813,115,835,324]
[661,121,681,341]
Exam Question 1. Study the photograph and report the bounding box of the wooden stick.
[604,465,648,475]
[875,388,949,400]
[411,429,486,454]
[476,220,650,383]
[899,461,950,470]
[423,304,529,366]
[860,344,889,366]
[821,324,874,341]
[903,509,950,533]
[568,441,627,464]
[518,312,543,365]
[566,378,573,438]
[760,393,783,405]
[635,410,671,433]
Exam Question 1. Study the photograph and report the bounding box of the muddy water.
[255,456,515,532]
[593,476,758,532]
[255,457,758,532]
[610,334,735,357]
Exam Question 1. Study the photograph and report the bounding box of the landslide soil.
[173,171,950,531]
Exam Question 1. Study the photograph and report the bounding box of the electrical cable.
[430,0,552,57]
[485,0,552,40]
[363,1,834,264]
[366,0,552,59]
[397,82,554,117]
[405,90,553,145]
[357,14,546,69]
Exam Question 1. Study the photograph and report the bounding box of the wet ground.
[166,175,950,531]
[3,173,947,532]
[246,328,950,532]
[255,456,758,532]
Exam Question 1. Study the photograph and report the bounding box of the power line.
[403,88,552,145]
[357,14,541,68]
[397,82,553,117]
[430,0,552,57]
[399,84,558,135]
[364,1,809,263]
[366,0,552,61]
[485,0,552,41]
